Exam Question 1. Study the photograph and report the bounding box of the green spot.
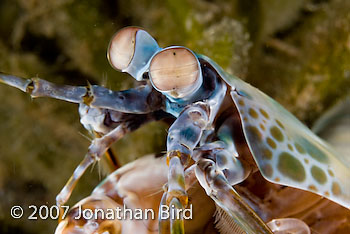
[270,126,284,142]
[248,108,259,119]
[262,148,273,160]
[259,109,270,119]
[328,169,334,177]
[259,123,266,131]
[278,152,306,182]
[295,143,306,154]
[311,166,327,184]
[246,126,262,142]
[298,137,329,163]
[275,119,285,129]
[266,137,277,149]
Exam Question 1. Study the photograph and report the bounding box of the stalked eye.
[107,27,140,71]
[149,46,202,99]
[107,27,161,81]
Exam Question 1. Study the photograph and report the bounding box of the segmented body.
[1,27,349,234]
[199,55,350,209]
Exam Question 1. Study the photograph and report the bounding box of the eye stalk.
[149,46,202,99]
[107,27,161,81]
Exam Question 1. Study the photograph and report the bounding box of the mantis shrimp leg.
[0,73,87,103]
[194,149,272,234]
[190,109,273,233]
[0,72,164,113]
[0,72,168,207]
[56,124,127,207]
[164,102,212,234]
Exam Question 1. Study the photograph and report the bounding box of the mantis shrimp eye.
[108,27,139,71]
[108,27,161,81]
[149,47,202,99]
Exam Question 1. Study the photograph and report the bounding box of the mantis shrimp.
[1,27,349,233]
[56,98,350,234]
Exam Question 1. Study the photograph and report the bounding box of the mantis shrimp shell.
[198,54,350,209]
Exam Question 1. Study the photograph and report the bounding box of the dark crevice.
[0,220,35,234]
[312,0,329,4]
[272,0,330,41]
[19,30,99,85]
[114,2,134,26]
[236,0,261,44]
[99,0,119,20]
[272,9,313,41]
[24,180,47,197]
[260,0,330,57]
[20,31,61,64]
[118,15,133,27]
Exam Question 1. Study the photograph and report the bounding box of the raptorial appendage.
[0,73,87,102]
[192,117,272,234]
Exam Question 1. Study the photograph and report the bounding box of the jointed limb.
[165,102,211,234]
[0,73,87,103]
[56,107,168,207]
[158,164,198,234]
[0,72,165,113]
[90,84,165,113]
[188,112,272,233]
[166,102,210,204]
[164,73,227,233]
[56,124,128,207]
[1,72,172,209]
[194,158,272,234]
[191,125,271,233]
[158,192,171,234]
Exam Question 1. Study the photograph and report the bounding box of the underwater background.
[0,0,349,233]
